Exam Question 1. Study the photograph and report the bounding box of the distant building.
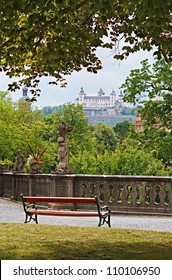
[75,87,124,117]
[19,87,30,102]
[18,87,31,109]
[134,109,170,132]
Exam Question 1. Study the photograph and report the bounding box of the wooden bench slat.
[24,196,95,204]
[27,209,99,217]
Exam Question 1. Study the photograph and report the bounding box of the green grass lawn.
[1,223,172,260]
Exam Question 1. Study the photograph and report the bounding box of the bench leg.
[24,213,38,224]
[98,216,102,227]
[98,214,111,227]
[107,214,111,227]
[35,214,38,224]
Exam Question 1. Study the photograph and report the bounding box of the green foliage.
[90,123,118,153]
[0,1,171,96]
[0,92,172,175]
[70,145,168,176]
[121,106,136,115]
[42,103,95,170]
[42,105,63,115]
[44,110,61,142]
[121,58,172,129]
[134,129,172,168]
[0,91,16,158]
[113,121,133,143]
[0,92,52,168]
[62,103,94,155]
[41,143,57,173]
[112,146,167,176]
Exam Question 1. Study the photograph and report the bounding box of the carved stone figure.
[13,150,26,173]
[58,122,73,144]
[55,122,73,173]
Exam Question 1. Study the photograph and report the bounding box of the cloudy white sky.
[0,48,154,108]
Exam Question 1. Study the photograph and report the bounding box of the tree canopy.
[121,58,172,129]
[0,0,172,98]
[0,92,172,175]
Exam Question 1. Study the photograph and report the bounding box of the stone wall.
[0,173,172,215]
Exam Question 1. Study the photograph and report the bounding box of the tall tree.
[44,103,94,157]
[0,0,171,98]
[90,123,118,153]
[0,91,16,158]
[0,92,49,162]
[132,128,172,168]
[113,121,133,143]
[62,103,94,155]
[121,58,172,129]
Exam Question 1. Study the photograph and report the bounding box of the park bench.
[21,194,111,227]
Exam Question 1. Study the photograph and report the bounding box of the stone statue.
[13,150,26,173]
[57,122,73,144]
[55,122,73,173]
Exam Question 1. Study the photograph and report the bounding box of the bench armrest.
[26,203,48,210]
[100,205,110,211]
[26,203,37,210]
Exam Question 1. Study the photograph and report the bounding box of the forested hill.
[41,105,136,116]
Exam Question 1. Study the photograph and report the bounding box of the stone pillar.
[50,174,74,197]
[50,174,75,209]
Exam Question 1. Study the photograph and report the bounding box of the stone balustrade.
[73,175,172,215]
[0,173,172,215]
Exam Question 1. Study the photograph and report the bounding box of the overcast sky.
[0,48,154,108]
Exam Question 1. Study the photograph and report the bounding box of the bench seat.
[27,209,100,217]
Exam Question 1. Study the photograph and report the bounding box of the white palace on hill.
[75,87,124,116]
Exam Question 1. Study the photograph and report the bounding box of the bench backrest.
[21,195,96,204]
[21,194,101,214]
